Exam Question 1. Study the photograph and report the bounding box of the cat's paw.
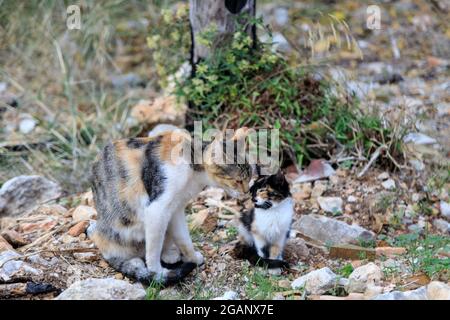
[182,251,204,265]
[161,246,181,264]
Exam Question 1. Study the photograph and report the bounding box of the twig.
[357,145,387,178]
[19,221,77,253]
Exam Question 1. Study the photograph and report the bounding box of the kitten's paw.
[182,251,204,265]
[268,267,282,276]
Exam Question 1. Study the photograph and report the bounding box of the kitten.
[90,127,251,286]
[236,169,293,269]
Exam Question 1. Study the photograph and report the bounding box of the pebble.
[72,205,97,222]
[426,281,450,300]
[382,179,396,190]
[68,220,90,237]
[440,201,450,220]
[55,278,146,300]
[317,197,343,214]
[291,267,338,295]
[293,214,375,245]
[311,181,328,198]
[347,263,383,293]
[433,219,450,234]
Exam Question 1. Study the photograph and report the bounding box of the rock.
[409,159,425,171]
[311,181,328,198]
[317,197,343,214]
[79,191,94,207]
[293,214,375,245]
[292,182,312,201]
[436,102,450,117]
[291,267,338,295]
[440,201,450,220]
[68,220,90,237]
[271,32,291,52]
[278,279,291,289]
[375,247,406,257]
[18,115,37,134]
[433,219,450,234]
[403,133,437,145]
[212,290,238,300]
[381,179,396,190]
[347,196,357,203]
[329,244,376,261]
[364,284,384,299]
[273,7,289,26]
[190,209,217,233]
[110,73,143,88]
[55,278,146,300]
[0,236,13,253]
[426,281,450,300]
[377,172,390,180]
[73,252,97,262]
[0,175,62,217]
[1,230,29,247]
[72,205,97,222]
[20,218,58,233]
[294,160,336,183]
[129,96,187,130]
[372,286,427,300]
[347,263,382,293]
[60,234,77,244]
[284,237,310,259]
[0,251,42,282]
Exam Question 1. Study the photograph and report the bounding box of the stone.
[440,201,450,220]
[190,209,217,233]
[364,284,384,299]
[1,230,29,247]
[278,279,291,289]
[73,252,97,262]
[347,263,383,293]
[372,286,427,300]
[212,290,238,300]
[433,219,450,234]
[426,281,450,300]
[377,172,390,180]
[311,181,328,198]
[0,251,42,282]
[18,115,37,134]
[284,238,310,259]
[347,196,357,203]
[403,133,437,145]
[382,179,396,190]
[110,73,142,88]
[68,220,90,237]
[273,7,289,26]
[0,236,13,253]
[375,247,406,257]
[293,214,375,245]
[329,244,376,261]
[0,175,62,217]
[79,191,94,207]
[20,218,58,233]
[55,278,146,300]
[271,33,291,52]
[291,267,338,295]
[436,102,450,117]
[292,183,312,202]
[294,160,336,183]
[129,96,186,130]
[72,205,97,222]
[317,197,343,214]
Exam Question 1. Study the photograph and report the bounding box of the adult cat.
[90,127,251,286]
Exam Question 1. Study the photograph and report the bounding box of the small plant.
[337,263,354,278]
[226,226,239,240]
[146,280,164,300]
[394,233,450,279]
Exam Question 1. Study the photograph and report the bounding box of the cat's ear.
[231,127,249,141]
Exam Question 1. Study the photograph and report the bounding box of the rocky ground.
[0,0,449,300]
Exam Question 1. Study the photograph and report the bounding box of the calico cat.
[236,169,293,269]
[90,127,251,286]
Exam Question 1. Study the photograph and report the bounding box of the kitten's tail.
[106,257,196,287]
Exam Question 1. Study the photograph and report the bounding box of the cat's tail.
[106,256,196,287]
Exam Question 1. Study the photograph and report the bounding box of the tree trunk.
[189,0,256,66]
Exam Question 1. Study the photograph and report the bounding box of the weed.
[337,263,354,278]
[394,233,450,279]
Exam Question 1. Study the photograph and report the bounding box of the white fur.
[132,160,215,277]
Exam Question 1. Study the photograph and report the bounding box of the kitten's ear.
[231,127,249,141]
